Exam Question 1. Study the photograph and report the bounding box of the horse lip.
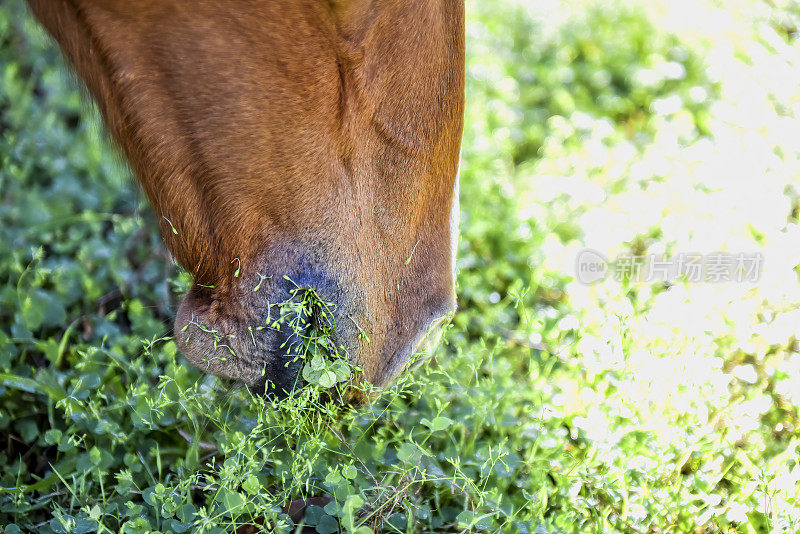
[372,304,454,387]
[409,313,451,368]
[174,284,274,387]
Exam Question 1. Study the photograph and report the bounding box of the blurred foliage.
[2,0,800,532]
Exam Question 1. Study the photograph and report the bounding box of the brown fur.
[27,0,465,389]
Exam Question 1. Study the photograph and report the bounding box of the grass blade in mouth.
[264,278,365,403]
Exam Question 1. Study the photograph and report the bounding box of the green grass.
[3,0,800,532]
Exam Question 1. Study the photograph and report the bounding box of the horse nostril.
[250,358,304,399]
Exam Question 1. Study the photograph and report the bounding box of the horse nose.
[176,236,456,394]
[174,262,349,392]
[250,358,303,398]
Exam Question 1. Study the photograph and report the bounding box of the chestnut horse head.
[28,0,464,393]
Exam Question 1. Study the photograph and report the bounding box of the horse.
[26,0,465,395]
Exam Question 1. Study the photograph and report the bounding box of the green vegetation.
[3,0,800,532]
[275,278,359,392]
